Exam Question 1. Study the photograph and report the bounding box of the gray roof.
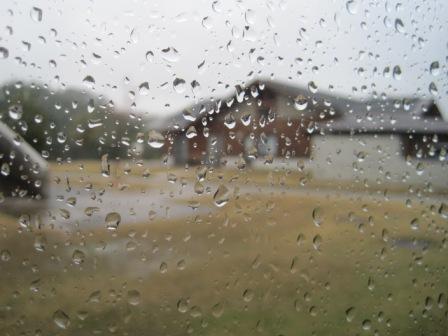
[154,78,448,136]
[316,98,448,135]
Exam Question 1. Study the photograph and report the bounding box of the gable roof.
[316,98,448,135]
[153,78,448,136]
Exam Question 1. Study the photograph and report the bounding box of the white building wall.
[247,134,448,191]
[308,134,448,189]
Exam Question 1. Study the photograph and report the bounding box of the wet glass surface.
[0,1,447,335]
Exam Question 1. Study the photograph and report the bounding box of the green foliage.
[0,81,154,161]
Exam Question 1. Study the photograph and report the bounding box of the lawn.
[0,163,447,335]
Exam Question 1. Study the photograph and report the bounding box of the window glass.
[0,1,447,335]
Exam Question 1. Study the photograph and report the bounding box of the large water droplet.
[308,81,318,94]
[439,203,448,219]
[139,82,149,95]
[212,302,224,318]
[8,104,23,120]
[410,218,420,231]
[430,61,440,76]
[53,310,70,329]
[294,95,308,111]
[392,65,402,80]
[30,7,43,22]
[173,78,186,93]
[127,290,141,306]
[312,207,323,227]
[72,249,85,265]
[1,163,10,177]
[1,249,11,262]
[345,307,356,322]
[186,126,197,139]
[105,212,121,231]
[429,82,438,96]
[161,47,179,62]
[34,234,47,252]
[213,184,230,207]
[346,0,358,15]
[147,130,165,148]
[177,298,188,313]
[83,75,95,89]
[395,19,405,33]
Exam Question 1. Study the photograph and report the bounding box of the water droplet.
[34,114,43,124]
[345,307,356,322]
[294,95,308,111]
[202,16,213,29]
[18,214,31,228]
[356,151,366,162]
[8,104,23,120]
[84,207,100,216]
[416,162,425,175]
[0,47,9,59]
[53,310,70,329]
[186,126,197,139]
[346,0,358,14]
[29,279,40,292]
[127,290,141,306]
[159,261,168,273]
[161,47,179,63]
[410,218,420,231]
[196,166,207,181]
[212,302,224,318]
[191,80,201,95]
[1,249,11,262]
[429,82,438,96]
[430,61,440,76]
[177,298,188,313]
[101,154,110,177]
[392,65,402,80]
[312,207,323,227]
[224,113,236,129]
[312,234,322,250]
[34,234,47,252]
[362,319,371,330]
[308,81,318,94]
[173,78,186,93]
[241,113,251,126]
[139,82,149,95]
[87,290,101,303]
[183,110,196,122]
[59,209,70,219]
[30,7,43,22]
[213,184,230,207]
[194,181,204,195]
[1,163,10,177]
[105,212,121,231]
[72,250,85,265]
[439,203,448,219]
[145,50,154,62]
[147,130,165,148]
[243,289,254,302]
[83,75,95,89]
[395,19,405,33]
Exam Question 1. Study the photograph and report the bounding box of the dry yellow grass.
[0,188,446,335]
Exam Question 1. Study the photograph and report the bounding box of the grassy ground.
[49,159,447,196]
[0,180,447,336]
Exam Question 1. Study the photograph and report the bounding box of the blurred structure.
[159,79,448,165]
[0,120,48,201]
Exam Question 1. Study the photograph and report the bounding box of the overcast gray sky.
[0,0,447,117]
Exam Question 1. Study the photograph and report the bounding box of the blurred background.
[0,0,447,335]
